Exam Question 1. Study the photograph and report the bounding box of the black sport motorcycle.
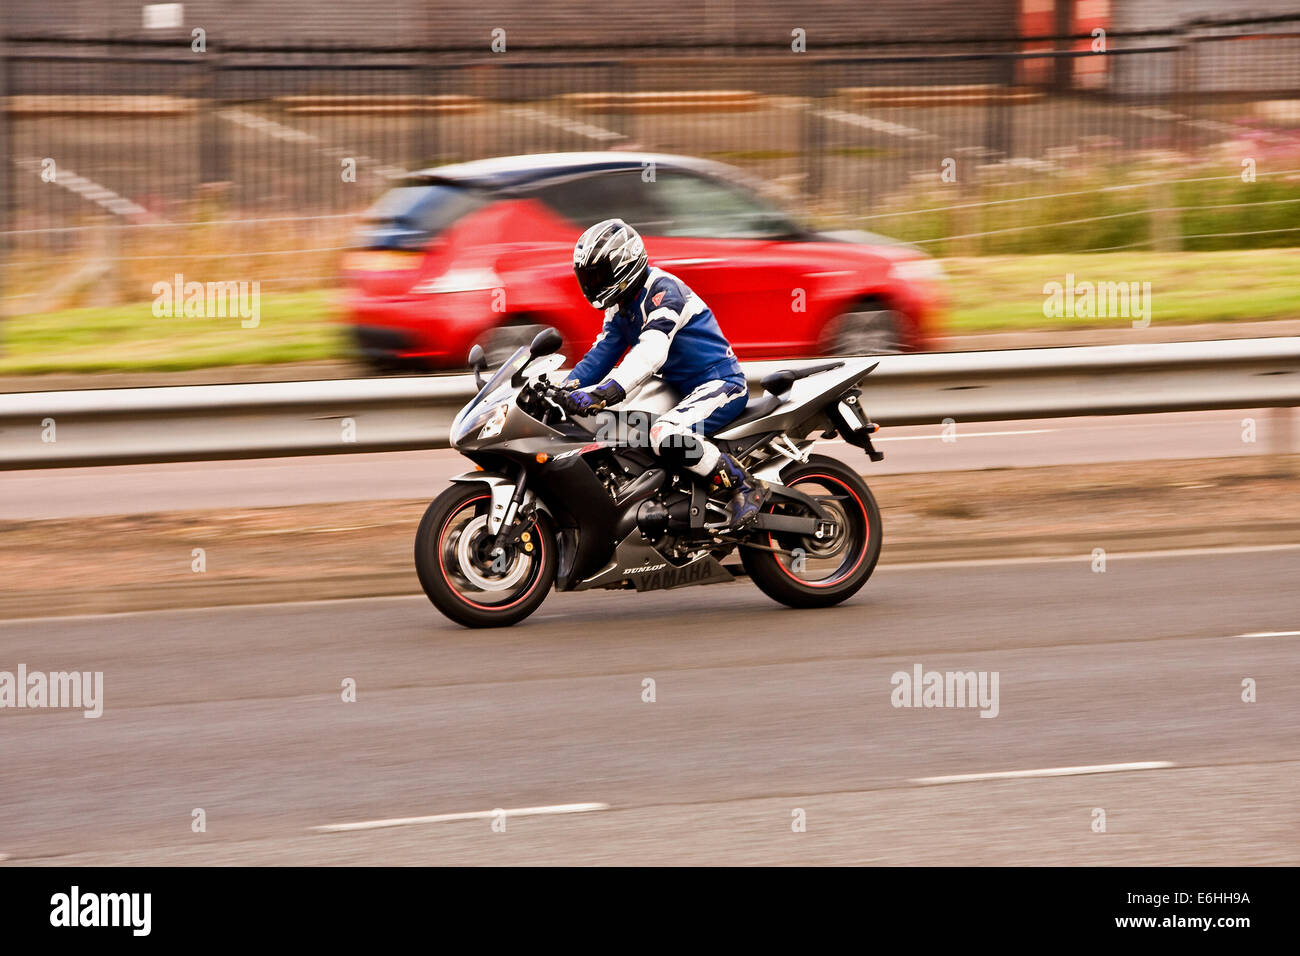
[415,328,885,628]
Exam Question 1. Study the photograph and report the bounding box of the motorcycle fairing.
[573,531,734,593]
[713,358,879,441]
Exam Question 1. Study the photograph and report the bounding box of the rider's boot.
[710,453,768,531]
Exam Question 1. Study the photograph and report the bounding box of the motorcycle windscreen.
[450,346,530,442]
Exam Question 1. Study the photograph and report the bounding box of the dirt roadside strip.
[3,455,1296,620]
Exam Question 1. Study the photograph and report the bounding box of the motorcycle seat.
[719,392,782,431]
[759,361,845,397]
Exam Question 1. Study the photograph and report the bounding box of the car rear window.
[356,182,485,249]
[528,168,799,239]
[649,171,801,239]
[529,171,669,234]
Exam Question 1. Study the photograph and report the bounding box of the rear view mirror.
[468,344,487,388]
[529,327,563,357]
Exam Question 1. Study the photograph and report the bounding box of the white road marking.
[874,428,1056,442]
[913,761,1174,785]
[220,109,407,179]
[16,158,147,217]
[999,155,1063,174]
[879,542,1300,571]
[1128,106,1240,136]
[508,107,623,142]
[1184,117,1241,136]
[1131,106,1186,122]
[817,108,937,141]
[311,802,609,833]
[1239,630,1300,638]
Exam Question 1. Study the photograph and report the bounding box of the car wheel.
[825,304,906,355]
[482,319,548,367]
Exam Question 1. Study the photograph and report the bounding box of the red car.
[342,152,945,370]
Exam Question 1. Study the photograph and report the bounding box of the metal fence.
[2,15,1299,310]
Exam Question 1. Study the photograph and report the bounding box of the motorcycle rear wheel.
[741,455,882,609]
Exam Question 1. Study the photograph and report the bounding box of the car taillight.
[343,250,425,273]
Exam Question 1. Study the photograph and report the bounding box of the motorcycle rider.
[558,217,767,530]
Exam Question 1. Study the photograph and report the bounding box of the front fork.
[486,470,530,563]
[450,471,541,555]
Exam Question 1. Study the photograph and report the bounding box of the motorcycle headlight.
[411,267,503,295]
[477,403,508,440]
[452,395,510,446]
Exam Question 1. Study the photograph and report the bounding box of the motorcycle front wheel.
[415,484,557,628]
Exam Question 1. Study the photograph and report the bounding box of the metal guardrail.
[1,337,1298,469]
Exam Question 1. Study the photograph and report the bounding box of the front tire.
[741,455,882,609]
[415,484,556,628]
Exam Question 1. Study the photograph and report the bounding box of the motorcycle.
[415,327,885,628]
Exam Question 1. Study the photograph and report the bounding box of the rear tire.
[741,455,882,609]
[415,484,556,628]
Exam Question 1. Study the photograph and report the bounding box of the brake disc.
[454,514,530,591]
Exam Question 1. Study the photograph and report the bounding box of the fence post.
[417,55,436,169]
[802,59,823,201]
[1173,34,1193,159]
[1052,0,1072,93]
[0,31,9,338]
[984,54,1014,164]
[1150,173,1181,252]
[608,58,628,144]
[198,43,226,189]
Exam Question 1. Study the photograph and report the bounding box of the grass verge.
[942,248,1300,332]
[0,290,341,374]
[0,250,1296,374]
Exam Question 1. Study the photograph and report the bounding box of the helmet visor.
[575,257,617,306]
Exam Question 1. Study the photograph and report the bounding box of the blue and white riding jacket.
[570,267,744,396]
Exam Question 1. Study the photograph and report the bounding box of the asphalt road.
[3,408,1292,519]
[1,547,1296,865]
